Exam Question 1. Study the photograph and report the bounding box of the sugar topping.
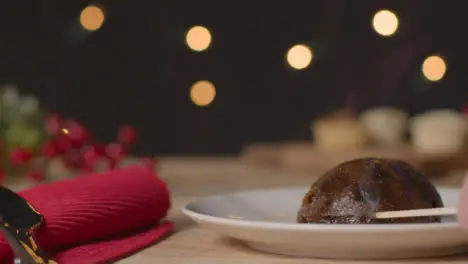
[329,191,367,216]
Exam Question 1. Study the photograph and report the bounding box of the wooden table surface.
[5,157,468,263]
[110,157,468,264]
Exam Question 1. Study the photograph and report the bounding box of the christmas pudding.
[297,158,443,224]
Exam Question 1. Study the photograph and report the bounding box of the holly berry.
[45,114,62,135]
[105,142,126,170]
[42,141,58,158]
[81,145,100,172]
[62,149,83,169]
[117,125,137,145]
[28,171,44,182]
[62,119,89,146]
[54,134,73,153]
[93,143,106,156]
[9,148,33,166]
[105,142,126,160]
[81,145,99,161]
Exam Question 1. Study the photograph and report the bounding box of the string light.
[80,5,105,32]
[422,55,447,82]
[186,26,212,52]
[190,80,216,106]
[372,9,399,37]
[286,44,314,70]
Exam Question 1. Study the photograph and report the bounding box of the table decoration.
[0,85,156,184]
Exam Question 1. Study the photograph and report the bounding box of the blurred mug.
[410,110,468,156]
[360,107,408,146]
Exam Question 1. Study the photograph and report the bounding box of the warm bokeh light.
[190,80,216,106]
[286,44,313,70]
[422,55,447,82]
[80,5,105,31]
[186,26,212,51]
[372,9,399,37]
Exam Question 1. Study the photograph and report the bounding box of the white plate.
[182,187,468,259]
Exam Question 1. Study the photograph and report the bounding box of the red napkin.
[0,165,173,264]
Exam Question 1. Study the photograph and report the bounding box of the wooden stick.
[375,207,457,219]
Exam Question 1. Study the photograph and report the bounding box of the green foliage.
[0,85,46,174]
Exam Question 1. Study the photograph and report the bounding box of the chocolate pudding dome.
[297,158,443,224]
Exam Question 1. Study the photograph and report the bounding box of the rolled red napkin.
[0,165,172,264]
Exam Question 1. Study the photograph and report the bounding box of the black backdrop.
[1,0,467,155]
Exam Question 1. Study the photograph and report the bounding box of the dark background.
[1,0,467,155]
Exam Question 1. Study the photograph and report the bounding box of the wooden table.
[5,157,467,263]
[240,142,468,177]
[109,157,468,264]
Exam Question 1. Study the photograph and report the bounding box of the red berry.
[62,120,89,146]
[81,158,95,173]
[105,143,126,170]
[81,145,99,161]
[42,141,58,158]
[93,143,106,156]
[81,145,99,172]
[62,149,83,169]
[54,135,73,153]
[105,142,126,160]
[9,148,33,166]
[45,114,62,135]
[117,125,137,145]
[28,171,44,182]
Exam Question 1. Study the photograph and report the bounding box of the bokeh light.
[186,26,212,52]
[372,10,399,37]
[422,55,447,82]
[190,80,216,107]
[286,44,314,70]
[80,5,105,32]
